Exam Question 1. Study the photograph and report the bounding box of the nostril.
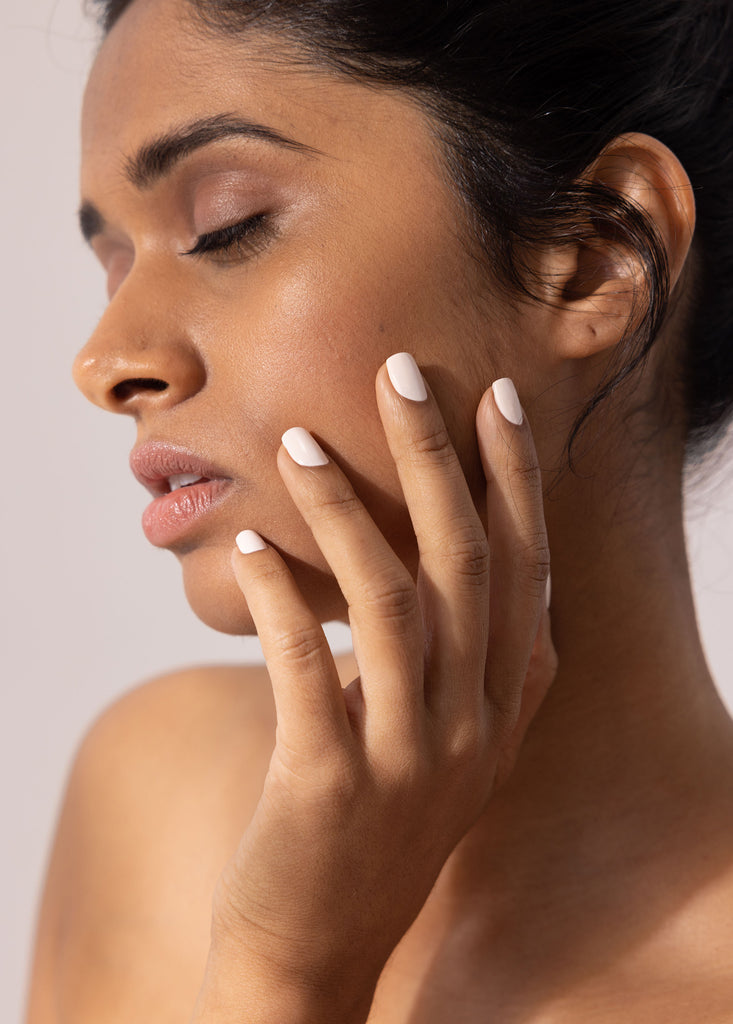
[112,377,169,402]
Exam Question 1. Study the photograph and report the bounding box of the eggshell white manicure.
[492,377,524,425]
[386,352,428,402]
[236,530,267,554]
[282,427,329,467]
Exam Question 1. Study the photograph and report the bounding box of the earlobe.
[537,132,696,361]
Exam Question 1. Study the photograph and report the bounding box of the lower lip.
[141,480,231,547]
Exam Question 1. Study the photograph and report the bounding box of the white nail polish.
[492,378,524,425]
[282,427,329,467]
[386,352,428,402]
[236,529,267,554]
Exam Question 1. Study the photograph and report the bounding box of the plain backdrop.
[2,2,732,1020]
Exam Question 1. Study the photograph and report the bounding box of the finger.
[276,429,425,745]
[230,531,351,759]
[477,378,551,736]
[495,602,557,786]
[375,354,490,722]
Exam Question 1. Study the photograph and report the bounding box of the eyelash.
[182,212,270,261]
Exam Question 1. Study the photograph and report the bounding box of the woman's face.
[76,0,519,633]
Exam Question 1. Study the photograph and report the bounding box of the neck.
[427,423,733,932]
[371,401,733,1011]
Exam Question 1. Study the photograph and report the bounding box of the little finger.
[476,380,551,735]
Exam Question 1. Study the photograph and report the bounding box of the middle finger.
[375,353,490,723]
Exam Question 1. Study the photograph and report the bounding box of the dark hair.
[91,0,733,457]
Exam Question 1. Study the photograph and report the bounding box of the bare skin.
[27,654,733,1023]
[25,0,733,1021]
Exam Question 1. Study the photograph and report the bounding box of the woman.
[26,0,733,1021]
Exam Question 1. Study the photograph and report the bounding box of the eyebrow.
[79,112,317,244]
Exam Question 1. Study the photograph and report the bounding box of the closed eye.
[181,213,271,261]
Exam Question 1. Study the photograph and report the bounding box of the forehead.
[81,0,443,197]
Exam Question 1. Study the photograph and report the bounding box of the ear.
[536,132,696,361]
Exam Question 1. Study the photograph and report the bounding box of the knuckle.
[513,454,542,482]
[502,460,543,513]
[271,624,325,669]
[312,487,363,525]
[514,532,551,586]
[499,443,541,486]
[442,528,490,582]
[277,741,361,805]
[247,559,291,588]
[404,423,454,465]
[360,570,418,622]
[443,718,486,769]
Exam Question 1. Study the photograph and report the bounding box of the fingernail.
[386,352,428,402]
[282,427,329,467]
[236,529,267,554]
[492,378,524,425]
[545,572,552,609]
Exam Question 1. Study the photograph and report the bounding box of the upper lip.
[130,441,232,498]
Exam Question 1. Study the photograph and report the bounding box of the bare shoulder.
[73,661,278,788]
[25,663,280,1024]
[82,659,276,741]
[51,662,280,901]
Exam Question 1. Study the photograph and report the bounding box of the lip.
[130,441,233,547]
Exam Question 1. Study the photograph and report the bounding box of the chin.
[180,546,256,634]
[179,544,348,636]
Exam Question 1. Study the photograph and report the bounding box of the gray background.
[2,2,732,1021]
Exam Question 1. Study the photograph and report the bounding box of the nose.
[73,279,207,417]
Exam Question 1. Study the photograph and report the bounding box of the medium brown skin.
[25,0,733,1021]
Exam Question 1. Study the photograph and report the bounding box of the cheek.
[197,244,410,471]
[182,215,490,613]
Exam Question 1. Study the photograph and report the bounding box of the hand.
[193,355,555,1023]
